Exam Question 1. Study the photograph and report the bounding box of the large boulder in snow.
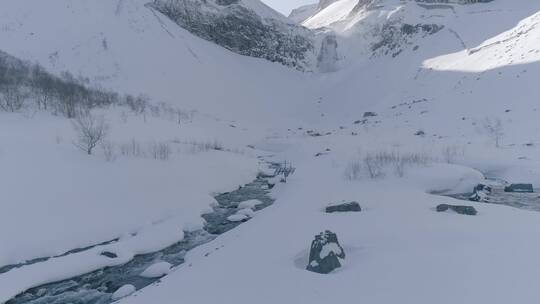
[306,230,345,274]
[325,201,361,213]
[436,204,477,216]
[469,184,491,202]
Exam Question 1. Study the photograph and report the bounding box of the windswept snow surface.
[116,139,540,304]
[4,0,540,303]
[0,109,260,302]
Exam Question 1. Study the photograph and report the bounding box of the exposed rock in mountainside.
[149,0,316,70]
[317,34,340,72]
[372,22,444,57]
[317,0,340,10]
[289,4,318,23]
[302,0,497,62]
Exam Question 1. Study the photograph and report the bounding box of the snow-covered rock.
[236,208,256,218]
[325,201,361,213]
[306,230,345,274]
[436,204,478,216]
[237,199,263,210]
[111,284,136,300]
[140,262,173,278]
[227,214,249,222]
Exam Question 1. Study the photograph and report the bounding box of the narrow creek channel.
[444,176,540,212]
[5,162,281,304]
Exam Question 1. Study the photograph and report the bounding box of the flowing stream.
[5,163,281,304]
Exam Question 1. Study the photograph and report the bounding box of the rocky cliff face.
[317,0,340,10]
[289,4,318,24]
[149,0,317,71]
[317,35,340,72]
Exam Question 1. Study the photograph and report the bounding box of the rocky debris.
[306,230,345,274]
[354,119,368,125]
[363,111,378,118]
[372,20,444,57]
[325,201,362,213]
[504,184,534,193]
[469,184,492,202]
[436,204,478,216]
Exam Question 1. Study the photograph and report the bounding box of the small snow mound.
[237,199,263,210]
[236,208,255,218]
[227,214,249,222]
[183,219,205,232]
[111,284,136,300]
[140,261,172,278]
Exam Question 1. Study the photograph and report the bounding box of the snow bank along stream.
[4,162,281,304]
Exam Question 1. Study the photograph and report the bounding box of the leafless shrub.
[101,141,117,162]
[441,145,464,164]
[182,139,224,153]
[150,141,172,161]
[483,118,504,148]
[0,84,29,112]
[344,160,362,181]
[120,139,144,157]
[345,150,432,180]
[72,111,109,155]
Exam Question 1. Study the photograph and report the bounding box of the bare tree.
[72,111,109,155]
[101,140,117,162]
[483,118,504,148]
[150,141,172,161]
[0,84,28,112]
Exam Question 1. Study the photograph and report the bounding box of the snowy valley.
[2,0,540,303]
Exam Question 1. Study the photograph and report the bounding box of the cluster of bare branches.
[345,151,433,180]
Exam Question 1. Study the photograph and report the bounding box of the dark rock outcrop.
[306,230,345,274]
[317,34,340,72]
[436,204,477,216]
[469,184,492,201]
[325,201,361,213]
[149,0,315,70]
[100,251,118,258]
[363,111,378,118]
[504,184,534,193]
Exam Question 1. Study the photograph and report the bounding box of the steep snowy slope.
[0,0,323,127]
[149,0,318,70]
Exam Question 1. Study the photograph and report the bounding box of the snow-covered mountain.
[4,0,540,304]
[288,3,318,23]
[149,0,318,70]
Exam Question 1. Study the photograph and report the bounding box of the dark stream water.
[446,176,540,212]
